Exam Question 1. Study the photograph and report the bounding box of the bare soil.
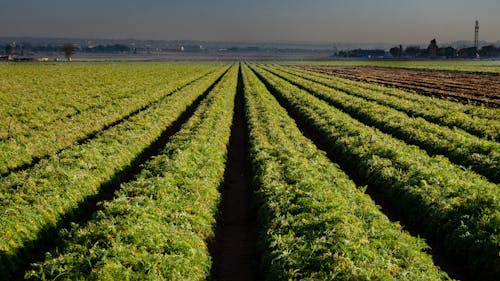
[210,66,258,281]
[302,65,500,107]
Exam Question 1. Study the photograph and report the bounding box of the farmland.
[286,60,500,74]
[0,62,499,280]
[299,65,500,107]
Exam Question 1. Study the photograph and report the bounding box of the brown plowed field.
[301,66,500,107]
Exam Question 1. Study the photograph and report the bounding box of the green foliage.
[252,65,500,280]
[280,67,500,122]
[26,65,238,280]
[0,65,230,279]
[279,65,500,138]
[242,65,450,280]
[1,61,498,280]
[283,60,500,74]
[262,65,500,182]
[0,64,219,175]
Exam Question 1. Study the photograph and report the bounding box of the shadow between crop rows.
[209,65,258,281]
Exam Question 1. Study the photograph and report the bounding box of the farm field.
[298,65,500,107]
[286,60,500,74]
[0,62,498,280]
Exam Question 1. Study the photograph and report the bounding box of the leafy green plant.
[243,65,450,280]
[252,64,499,280]
[283,65,500,130]
[0,65,230,279]
[26,66,238,281]
[263,65,500,183]
[0,64,219,175]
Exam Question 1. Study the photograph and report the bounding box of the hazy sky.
[1,0,499,43]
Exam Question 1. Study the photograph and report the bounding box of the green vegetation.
[0,65,229,278]
[0,64,220,175]
[252,65,499,280]
[243,65,450,280]
[26,66,238,280]
[284,60,500,73]
[262,65,500,182]
[0,61,498,280]
[280,65,500,137]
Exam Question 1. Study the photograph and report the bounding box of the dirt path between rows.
[301,65,500,107]
[210,66,258,281]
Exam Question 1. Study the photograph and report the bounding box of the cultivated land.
[287,60,500,74]
[0,61,498,280]
[300,65,500,107]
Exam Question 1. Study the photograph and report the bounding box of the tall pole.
[475,20,479,58]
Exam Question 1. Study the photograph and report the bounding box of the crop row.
[0,66,220,175]
[284,60,500,74]
[0,64,216,140]
[242,65,449,280]
[282,66,500,139]
[289,65,500,122]
[0,65,230,279]
[25,66,238,280]
[262,65,500,183]
[312,67,500,122]
[251,65,499,280]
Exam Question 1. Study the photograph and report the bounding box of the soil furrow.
[210,65,258,281]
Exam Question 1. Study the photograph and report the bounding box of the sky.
[1,0,499,44]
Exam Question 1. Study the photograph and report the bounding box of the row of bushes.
[26,66,239,280]
[253,65,499,280]
[0,66,230,279]
[263,65,499,183]
[243,65,450,280]
[0,65,219,175]
[283,66,500,140]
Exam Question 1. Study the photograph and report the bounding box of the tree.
[427,39,438,58]
[389,46,400,58]
[63,44,77,61]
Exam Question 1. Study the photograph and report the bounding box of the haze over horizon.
[1,0,499,44]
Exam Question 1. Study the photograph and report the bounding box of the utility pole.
[474,20,479,58]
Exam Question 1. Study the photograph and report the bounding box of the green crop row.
[0,64,216,140]
[251,65,500,280]
[242,65,449,280]
[261,65,500,183]
[284,60,500,74]
[0,65,230,279]
[25,65,238,281]
[0,65,220,175]
[280,65,500,139]
[286,67,500,121]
